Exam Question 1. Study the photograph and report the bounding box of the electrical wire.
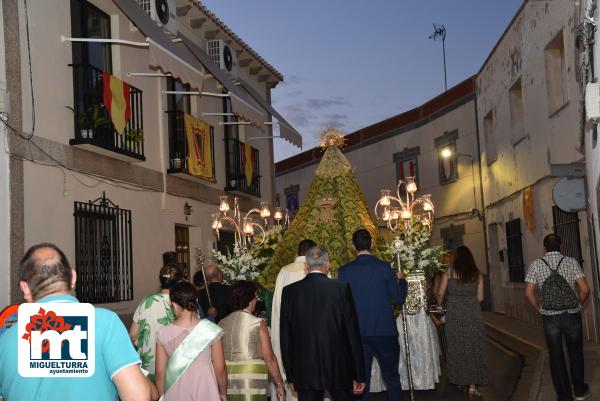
[18,0,35,140]
[0,118,159,193]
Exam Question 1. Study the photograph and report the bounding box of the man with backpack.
[525,233,591,401]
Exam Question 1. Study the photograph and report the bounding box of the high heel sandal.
[468,385,481,399]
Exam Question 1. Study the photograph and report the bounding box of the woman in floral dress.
[129,263,183,381]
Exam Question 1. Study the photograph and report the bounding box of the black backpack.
[540,257,579,311]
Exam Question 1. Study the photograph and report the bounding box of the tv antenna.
[429,24,448,91]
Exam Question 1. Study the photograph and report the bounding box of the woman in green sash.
[155,282,228,401]
[219,280,286,401]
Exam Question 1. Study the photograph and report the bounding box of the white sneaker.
[575,389,592,401]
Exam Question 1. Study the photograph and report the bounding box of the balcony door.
[70,0,112,72]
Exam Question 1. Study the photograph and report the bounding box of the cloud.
[286,89,304,97]
[305,97,350,110]
[323,112,349,121]
[281,103,311,128]
[281,75,302,86]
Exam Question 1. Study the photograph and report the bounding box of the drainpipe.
[473,86,491,311]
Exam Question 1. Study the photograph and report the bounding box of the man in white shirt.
[271,239,316,401]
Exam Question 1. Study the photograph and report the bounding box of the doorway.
[175,225,190,280]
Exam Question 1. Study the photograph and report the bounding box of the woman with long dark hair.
[435,246,489,398]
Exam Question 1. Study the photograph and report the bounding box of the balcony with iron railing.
[68,64,145,162]
[224,138,261,197]
[166,110,216,182]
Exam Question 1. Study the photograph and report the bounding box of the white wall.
[8,0,281,311]
[23,160,223,313]
[582,0,600,342]
[477,0,597,340]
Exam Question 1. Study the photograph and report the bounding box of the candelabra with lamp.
[211,196,289,249]
[374,176,435,401]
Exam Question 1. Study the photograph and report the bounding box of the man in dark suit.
[281,246,366,401]
[339,229,408,401]
[198,263,232,323]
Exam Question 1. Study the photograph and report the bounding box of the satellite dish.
[552,178,586,212]
[223,45,233,72]
[155,0,170,25]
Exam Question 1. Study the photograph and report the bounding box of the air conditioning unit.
[207,40,239,77]
[136,0,177,36]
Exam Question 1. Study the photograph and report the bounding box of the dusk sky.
[201,0,525,161]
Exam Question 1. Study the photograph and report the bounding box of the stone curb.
[484,321,545,401]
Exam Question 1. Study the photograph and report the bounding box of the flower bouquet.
[212,244,268,285]
[381,218,448,314]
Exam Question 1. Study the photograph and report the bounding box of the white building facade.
[580,0,600,342]
[1,0,301,321]
[478,0,597,341]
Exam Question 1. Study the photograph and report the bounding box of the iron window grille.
[166,110,216,178]
[74,193,133,303]
[552,206,584,265]
[394,146,420,197]
[441,224,465,251]
[220,95,260,196]
[165,78,216,179]
[69,64,145,160]
[506,218,525,282]
[224,138,261,197]
[69,1,144,161]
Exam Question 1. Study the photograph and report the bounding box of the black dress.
[445,279,490,385]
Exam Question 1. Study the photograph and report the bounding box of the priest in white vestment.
[270,239,316,401]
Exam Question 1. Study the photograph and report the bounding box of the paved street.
[371,339,523,401]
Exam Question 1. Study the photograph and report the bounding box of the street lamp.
[373,177,435,401]
[374,177,435,232]
[212,196,276,249]
[440,147,482,220]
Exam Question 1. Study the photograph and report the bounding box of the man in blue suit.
[339,229,408,401]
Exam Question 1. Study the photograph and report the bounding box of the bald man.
[199,264,232,323]
[0,243,156,401]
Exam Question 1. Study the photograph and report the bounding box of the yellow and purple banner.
[183,113,214,181]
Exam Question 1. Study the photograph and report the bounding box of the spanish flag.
[240,142,255,186]
[102,72,131,134]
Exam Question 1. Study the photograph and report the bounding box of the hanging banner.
[184,113,215,181]
[102,72,131,134]
[523,186,536,232]
[240,142,256,187]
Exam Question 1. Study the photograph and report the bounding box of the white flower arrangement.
[383,218,447,277]
[212,243,268,284]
